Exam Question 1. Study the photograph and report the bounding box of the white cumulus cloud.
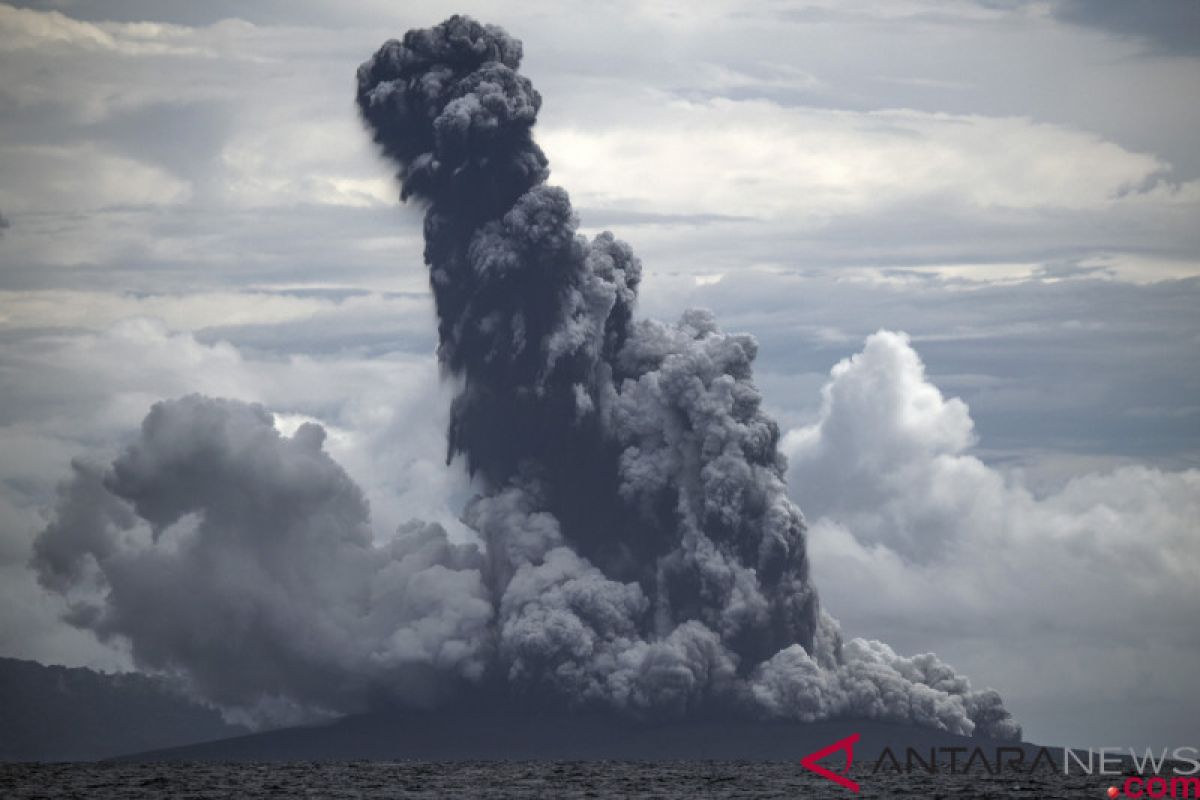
[783,330,1200,745]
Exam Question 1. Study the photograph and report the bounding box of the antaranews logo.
[799,736,1200,796]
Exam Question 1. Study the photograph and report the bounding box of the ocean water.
[0,760,1105,798]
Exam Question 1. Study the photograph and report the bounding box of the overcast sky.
[0,0,1197,748]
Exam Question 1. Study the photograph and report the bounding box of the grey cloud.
[1053,0,1200,57]
[750,639,1017,739]
[715,3,1200,179]
[782,330,1200,746]
[0,315,479,677]
[652,269,1200,463]
[0,205,428,293]
[571,209,753,228]
[33,395,494,724]
[4,2,1196,299]
[85,100,237,188]
[8,0,314,27]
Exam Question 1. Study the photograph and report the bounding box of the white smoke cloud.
[783,330,1200,741]
[32,396,493,726]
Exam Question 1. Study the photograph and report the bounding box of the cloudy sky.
[1,0,1197,748]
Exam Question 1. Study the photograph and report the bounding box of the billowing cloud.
[784,330,1200,743]
[33,395,494,725]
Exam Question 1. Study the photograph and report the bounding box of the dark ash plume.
[356,12,817,678]
[352,15,1016,737]
[32,16,1020,741]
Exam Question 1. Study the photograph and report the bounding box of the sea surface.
[0,760,1108,798]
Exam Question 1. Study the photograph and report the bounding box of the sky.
[0,0,1197,748]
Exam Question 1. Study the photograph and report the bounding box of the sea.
[0,760,1107,798]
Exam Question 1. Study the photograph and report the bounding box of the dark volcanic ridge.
[114,711,1051,763]
[0,658,244,762]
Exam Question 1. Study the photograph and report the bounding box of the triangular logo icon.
[800,732,860,792]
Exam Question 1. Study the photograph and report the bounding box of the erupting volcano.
[32,15,1019,744]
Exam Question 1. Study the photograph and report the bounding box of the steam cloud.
[32,16,1019,740]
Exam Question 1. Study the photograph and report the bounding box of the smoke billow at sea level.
[32,16,1018,740]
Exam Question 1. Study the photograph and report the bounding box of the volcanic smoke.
[32,15,1019,740]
